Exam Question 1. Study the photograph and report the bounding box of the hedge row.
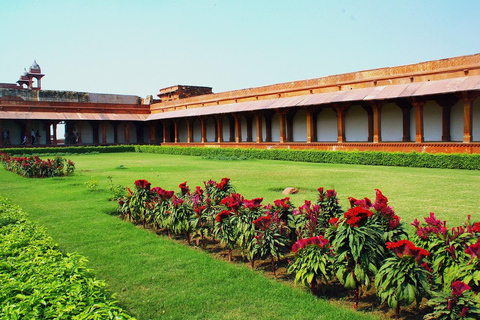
[3,144,480,170]
[2,145,136,156]
[0,197,135,319]
[135,145,480,170]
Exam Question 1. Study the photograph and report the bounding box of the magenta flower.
[292,235,329,253]
[451,281,471,297]
[386,239,430,264]
[216,210,231,223]
[252,215,272,230]
[243,197,263,210]
[134,179,151,190]
[465,240,480,259]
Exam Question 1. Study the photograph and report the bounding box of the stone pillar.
[336,106,347,143]
[463,94,474,143]
[234,115,242,143]
[200,117,207,143]
[52,122,58,145]
[278,111,286,143]
[286,111,294,142]
[186,119,193,143]
[215,115,224,143]
[124,122,130,144]
[162,121,170,143]
[255,113,263,143]
[246,116,253,142]
[362,105,373,143]
[372,102,382,143]
[412,100,425,143]
[173,120,179,143]
[102,122,107,144]
[306,109,315,143]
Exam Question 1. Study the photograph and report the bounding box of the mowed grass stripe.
[1,152,479,319]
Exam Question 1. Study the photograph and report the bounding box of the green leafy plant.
[236,197,264,269]
[107,176,125,201]
[252,213,290,277]
[84,176,99,191]
[375,240,432,319]
[287,235,334,294]
[424,281,480,320]
[333,205,385,310]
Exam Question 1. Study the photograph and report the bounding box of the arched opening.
[292,109,307,142]
[316,107,337,142]
[451,99,464,142]
[345,105,368,142]
[178,119,188,142]
[381,103,403,141]
[206,117,216,142]
[423,101,442,141]
[193,118,201,142]
[271,113,280,142]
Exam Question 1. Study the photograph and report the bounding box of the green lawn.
[1,152,479,319]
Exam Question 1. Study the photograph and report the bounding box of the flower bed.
[0,152,75,178]
[0,197,134,319]
[118,178,480,319]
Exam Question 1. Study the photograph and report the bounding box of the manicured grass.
[1,152,479,319]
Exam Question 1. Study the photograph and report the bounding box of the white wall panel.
[317,107,337,142]
[292,110,307,142]
[424,101,442,141]
[381,103,402,141]
[345,105,368,142]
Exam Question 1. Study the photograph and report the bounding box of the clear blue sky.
[1,0,479,98]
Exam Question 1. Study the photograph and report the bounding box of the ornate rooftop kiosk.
[1,54,480,153]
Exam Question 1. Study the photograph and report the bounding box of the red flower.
[221,193,244,213]
[451,281,471,297]
[421,262,433,273]
[344,207,373,227]
[373,189,388,211]
[292,235,330,253]
[317,187,324,201]
[329,217,339,225]
[274,197,291,209]
[194,205,206,217]
[326,189,336,199]
[134,179,151,190]
[179,181,189,194]
[386,240,430,264]
[195,186,203,196]
[243,198,263,210]
[172,195,184,208]
[465,239,480,259]
[216,177,230,190]
[216,210,232,223]
[389,215,400,230]
[348,197,372,209]
[253,215,272,230]
[471,222,480,233]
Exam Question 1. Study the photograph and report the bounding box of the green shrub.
[135,145,480,170]
[0,197,135,319]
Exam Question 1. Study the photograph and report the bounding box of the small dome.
[19,68,29,81]
[29,60,41,73]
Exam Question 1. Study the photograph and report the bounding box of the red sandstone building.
[1,54,480,153]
